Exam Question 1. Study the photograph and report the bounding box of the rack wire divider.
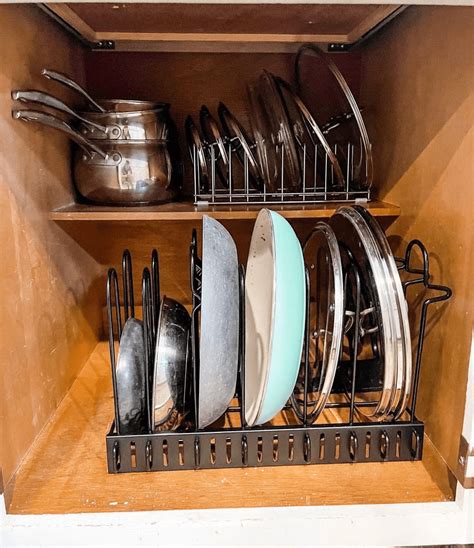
[105,235,451,473]
[193,136,371,206]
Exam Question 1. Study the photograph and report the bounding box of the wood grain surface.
[6,343,452,515]
[360,5,474,478]
[55,3,393,38]
[50,210,398,316]
[50,200,400,221]
[0,5,102,490]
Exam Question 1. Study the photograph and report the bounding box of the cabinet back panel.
[360,5,474,477]
[0,5,102,489]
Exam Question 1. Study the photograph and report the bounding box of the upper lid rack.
[40,3,405,52]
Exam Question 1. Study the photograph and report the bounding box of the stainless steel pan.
[78,107,170,141]
[13,109,177,205]
[99,99,164,112]
[152,296,191,432]
[12,88,170,141]
[12,89,107,133]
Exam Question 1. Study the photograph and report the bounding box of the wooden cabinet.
[0,3,472,541]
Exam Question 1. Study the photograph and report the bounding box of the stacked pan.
[12,69,181,205]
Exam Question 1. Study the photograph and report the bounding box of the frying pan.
[198,216,239,429]
[245,209,306,426]
[116,318,148,434]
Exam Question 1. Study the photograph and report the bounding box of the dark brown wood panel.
[68,3,383,35]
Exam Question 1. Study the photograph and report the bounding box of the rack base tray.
[6,344,453,515]
[107,422,424,473]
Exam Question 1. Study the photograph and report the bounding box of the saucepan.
[12,109,177,205]
[41,68,162,113]
[12,90,170,141]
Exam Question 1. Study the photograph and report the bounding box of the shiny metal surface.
[217,102,264,192]
[116,318,148,434]
[295,45,373,189]
[13,109,177,205]
[330,207,397,420]
[12,109,106,157]
[74,141,174,205]
[275,77,345,189]
[199,105,228,187]
[302,221,344,421]
[12,90,107,132]
[99,99,164,112]
[199,216,239,429]
[42,68,106,112]
[354,205,412,419]
[247,83,279,191]
[78,106,170,141]
[259,71,301,190]
[185,115,209,192]
[152,297,191,431]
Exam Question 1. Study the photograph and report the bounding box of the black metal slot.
[380,431,389,460]
[349,431,358,462]
[257,437,263,463]
[242,435,248,466]
[272,435,279,462]
[162,440,168,467]
[304,433,311,463]
[130,442,137,469]
[365,432,371,459]
[178,440,185,466]
[113,441,120,472]
[334,433,341,460]
[319,434,325,461]
[210,437,216,465]
[226,438,232,464]
[194,437,200,468]
[411,429,421,459]
[288,434,294,462]
[145,440,153,471]
[396,431,401,458]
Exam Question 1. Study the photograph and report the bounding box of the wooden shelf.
[6,342,452,516]
[43,3,404,52]
[50,200,401,222]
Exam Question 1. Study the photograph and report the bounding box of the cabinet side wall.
[0,5,102,489]
[360,5,474,476]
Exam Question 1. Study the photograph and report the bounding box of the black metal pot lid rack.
[105,230,451,474]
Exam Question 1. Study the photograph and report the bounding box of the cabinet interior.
[1,3,472,515]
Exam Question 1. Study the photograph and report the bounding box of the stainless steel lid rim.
[333,206,397,420]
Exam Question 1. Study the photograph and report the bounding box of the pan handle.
[12,109,107,159]
[41,68,106,113]
[12,90,108,133]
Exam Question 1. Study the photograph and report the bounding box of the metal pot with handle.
[12,109,178,205]
[12,89,171,141]
[42,68,163,113]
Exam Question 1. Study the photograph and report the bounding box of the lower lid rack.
[105,236,451,473]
